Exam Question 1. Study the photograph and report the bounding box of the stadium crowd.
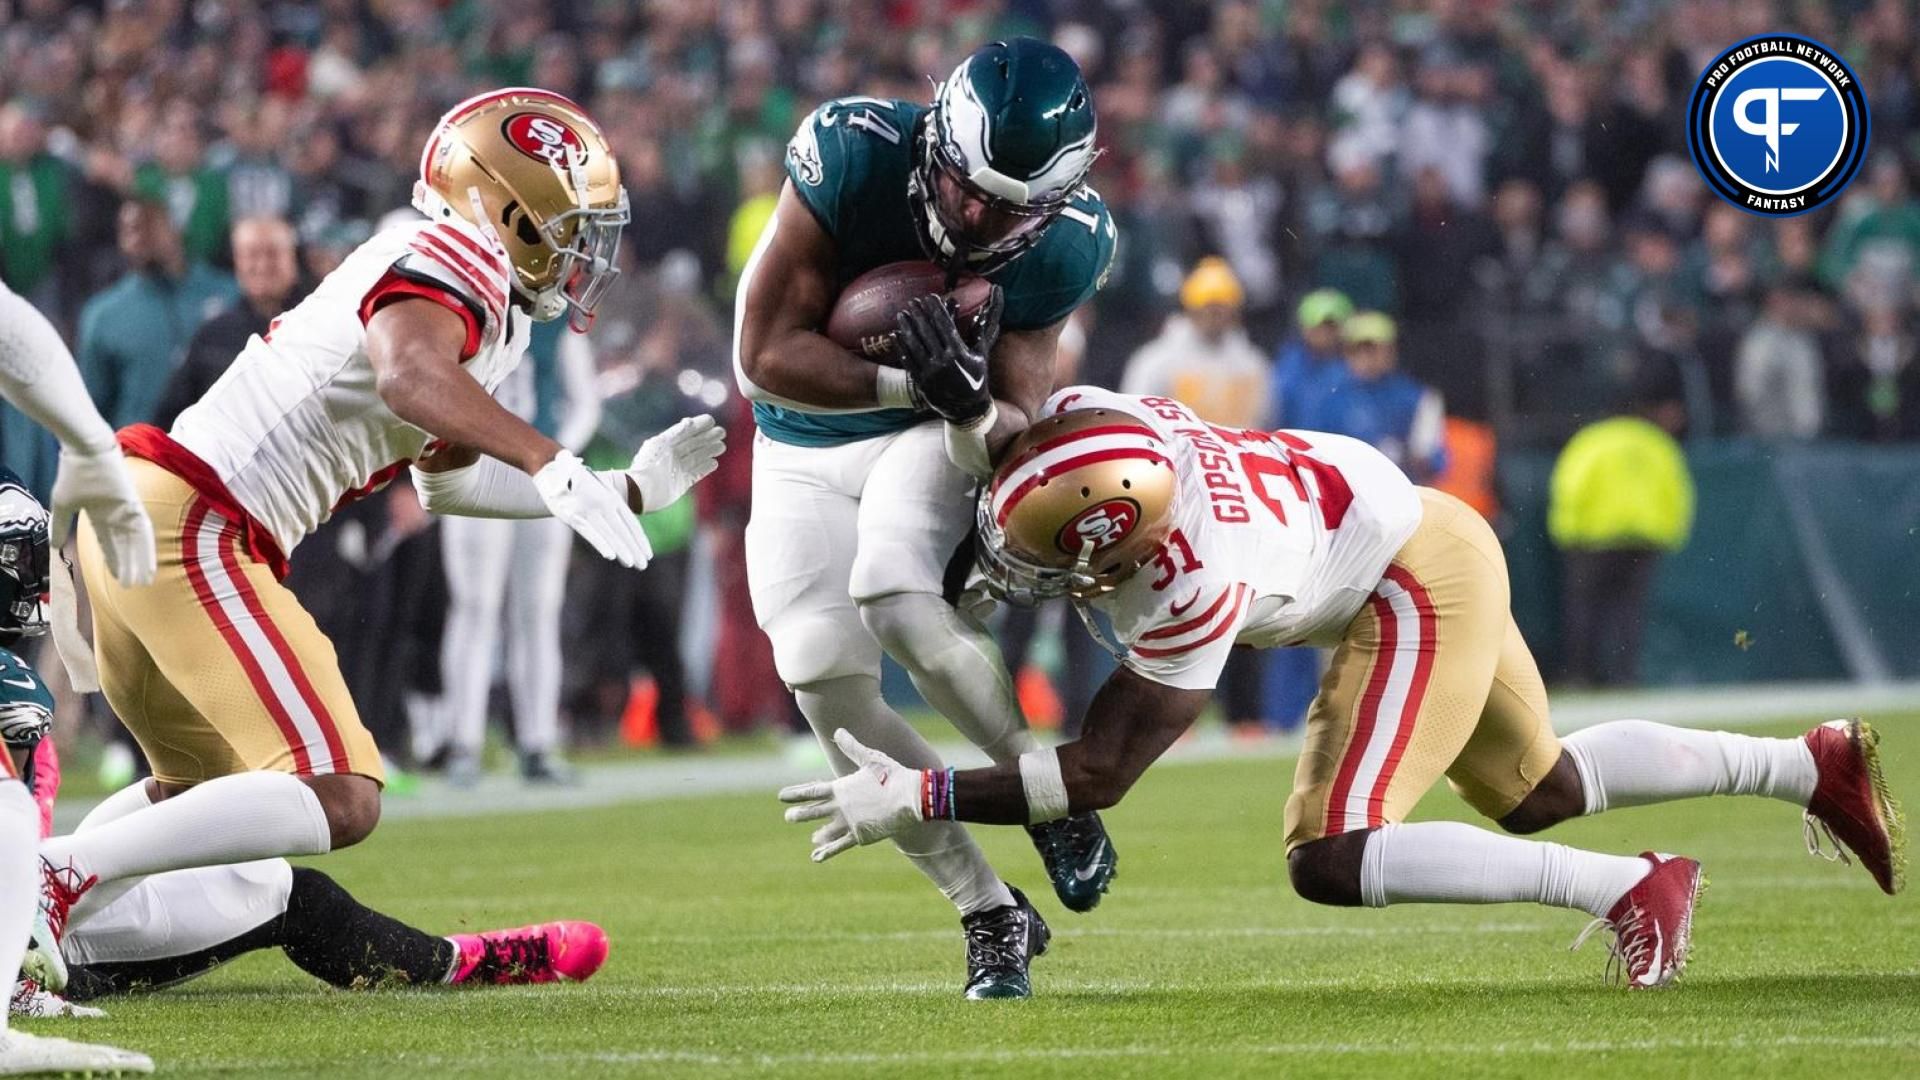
[2,0,1918,776]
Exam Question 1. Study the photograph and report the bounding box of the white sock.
[40,771,331,887]
[76,780,154,832]
[0,784,37,1032]
[859,593,1040,763]
[1562,720,1818,814]
[795,676,1015,915]
[1359,821,1652,918]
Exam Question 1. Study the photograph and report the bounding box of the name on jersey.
[1137,397,1251,525]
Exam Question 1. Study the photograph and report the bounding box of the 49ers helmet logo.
[502,112,586,166]
[1056,498,1141,556]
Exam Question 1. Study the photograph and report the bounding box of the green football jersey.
[0,646,52,749]
[757,97,1117,447]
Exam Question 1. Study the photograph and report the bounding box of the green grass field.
[25,714,1919,1078]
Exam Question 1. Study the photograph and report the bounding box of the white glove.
[50,443,155,587]
[778,729,927,861]
[533,450,653,569]
[626,414,726,512]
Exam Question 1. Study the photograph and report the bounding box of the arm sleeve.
[410,456,551,519]
[0,283,118,452]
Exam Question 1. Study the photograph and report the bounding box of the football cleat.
[961,886,1050,1000]
[10,979,105,1019]
[1026,812,1118,913]
[27,859,94,994]
[0,1029,151,1075]
[447,920,608,985]
[1572,852,1703,990]
[1802,719,1906,895]
[519,750,579,787]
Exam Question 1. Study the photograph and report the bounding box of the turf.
[28,715,1918,1078]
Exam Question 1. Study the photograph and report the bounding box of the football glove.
[49,443,155,587]
[626,414,726,513]
[893,288,1002,427]
[534,450,652,569]
[778,729,926,861]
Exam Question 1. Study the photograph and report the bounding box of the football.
[824,260,993,365]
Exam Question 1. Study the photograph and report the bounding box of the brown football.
[824,260,993,366]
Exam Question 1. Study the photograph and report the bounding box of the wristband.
[1018,747,1070,824]
[875,366,919,410]
[919,766,956,821]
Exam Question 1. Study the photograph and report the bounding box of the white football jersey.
[1044,387,1424,692]
[170,217,530,556]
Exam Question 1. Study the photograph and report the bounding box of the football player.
[13,745,605,1014]
[40,89,723,966]
[782,387,1905,989]
[733,38,1117,999]
[0,282,153,1073]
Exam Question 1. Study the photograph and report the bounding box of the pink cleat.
[447,921,608,985]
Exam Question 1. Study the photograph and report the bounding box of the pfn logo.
[1688,35,1868,217]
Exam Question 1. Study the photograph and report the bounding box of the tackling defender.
[783,387,1904,988]
[0,284,154,1072]
[39,89,723,963]
[735,39,1118,998]
[0,490,604,1016]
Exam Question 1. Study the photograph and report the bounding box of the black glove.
[894,288,1003,426]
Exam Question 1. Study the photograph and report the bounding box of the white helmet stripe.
[990,431,1170,525]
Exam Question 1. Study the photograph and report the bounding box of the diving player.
[782,387,1904,989]
[734,39,1118,998]
[0,283,153,1072]
[39,89,724,961]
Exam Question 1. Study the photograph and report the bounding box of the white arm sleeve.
[0,282,117,452]
[553,331,602,453]
[411,457,552,519]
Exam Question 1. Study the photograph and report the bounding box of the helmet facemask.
[0,478,50,642]
[911,124,1068,272]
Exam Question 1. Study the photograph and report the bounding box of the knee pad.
[763,611,881,688]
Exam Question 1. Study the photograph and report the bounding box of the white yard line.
[197,1032,1920,1072]
[53,680,1920,831]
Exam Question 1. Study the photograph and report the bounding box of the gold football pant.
[1284,489,1560,851]
[76,460,383,787]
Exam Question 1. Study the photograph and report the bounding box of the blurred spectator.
[1270,288,1353,428]
[1830,304,1920,442]
[1736,278,1827,439]
[1549,357,1695,687]
[1819,157,1920,302]
[568,311,708,749]
[1121,257,1268,427]
[1471,179,1555,315]
[431,321,599,785]
[134,100,231,267]
[218,99,295,222]
[76,197,236,430]
[1304,154,1400,313]
[0,100,72,312]
[1295,311,1447,482]
[153,216,301,429]
[1400,47,1493,210]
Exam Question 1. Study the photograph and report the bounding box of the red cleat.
[1803,719,1906,895]
[1573,853,1703,990]
[448,921,608,985]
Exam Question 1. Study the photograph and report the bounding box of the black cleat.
[961,886,1050,1000]
[1027,812,1118,912]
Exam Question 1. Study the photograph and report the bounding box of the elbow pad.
[409,457,550,519]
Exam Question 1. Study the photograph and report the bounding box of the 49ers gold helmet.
[977,408,1177,603]
[415,87,629,330]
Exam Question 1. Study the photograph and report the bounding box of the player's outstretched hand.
[893,291,998,427]
[627,414,726,512]
[779,729,927,861]
[534,450,653,569]
[50,443,155,587]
